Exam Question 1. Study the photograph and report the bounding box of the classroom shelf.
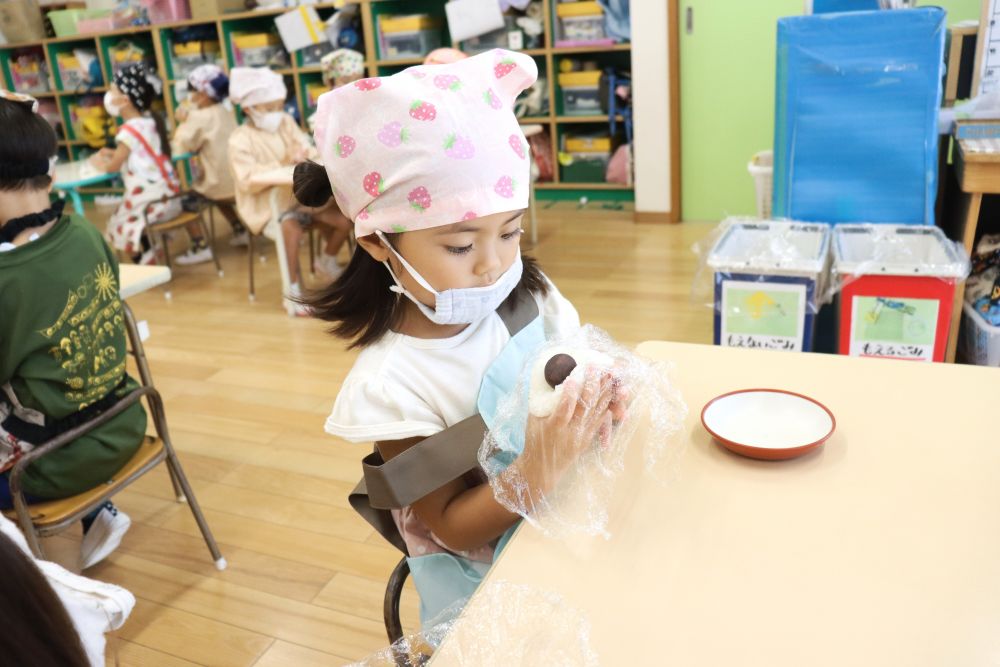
[0,0,632,201]
[556,115,624,123]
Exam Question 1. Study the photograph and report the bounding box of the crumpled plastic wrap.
[349,580,598,667]
[477,324,687,539]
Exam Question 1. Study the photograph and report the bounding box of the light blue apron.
[407,314,546,627]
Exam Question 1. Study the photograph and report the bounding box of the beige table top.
[432,342,1000,666]
[119,264,170,300]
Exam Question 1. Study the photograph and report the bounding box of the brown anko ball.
[544,353,577,389]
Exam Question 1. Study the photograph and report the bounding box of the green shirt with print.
[0,213,146,498]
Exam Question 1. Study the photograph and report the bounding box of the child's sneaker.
[284,283,312,317]
[229,230,250,247]
[80,502,131,569]
[175,246,213,266]
[315,253,343,279]
[136,248,160,265]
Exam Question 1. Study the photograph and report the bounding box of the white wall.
[631,1,673,216]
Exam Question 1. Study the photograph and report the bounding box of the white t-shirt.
[326,277,580,444]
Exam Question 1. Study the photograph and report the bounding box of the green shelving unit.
[0,0,631,201]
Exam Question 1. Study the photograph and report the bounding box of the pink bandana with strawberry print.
[313,49,537,238]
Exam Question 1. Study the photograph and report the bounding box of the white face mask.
[376,230,524,326]
[103,90,125,117]
[251,110,283,133]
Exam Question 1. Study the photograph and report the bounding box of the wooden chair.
[143,192,224,299]
[2,302,226,570]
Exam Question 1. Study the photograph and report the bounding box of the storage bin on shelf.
[172,40,222,79]
[378,14,443,61]
[47,9,114,37]
[56,53,89,90]
[707,220,832,352]
[556,1,609,46]
[10,54,49,94]
[68,103,109,142]
[831,224,968,362]
[559,70,602,116]
[141,0,191,24]
[559,133,610,182]
[232,33,285,68]
[306,83,330,110]
[960,300,1000,366]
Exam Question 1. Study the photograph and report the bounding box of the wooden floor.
[53,201,714,666]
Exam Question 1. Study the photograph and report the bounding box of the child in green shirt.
[0,90,146,569]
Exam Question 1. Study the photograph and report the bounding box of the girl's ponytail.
[293,160,333,208]
[152,110,172,159]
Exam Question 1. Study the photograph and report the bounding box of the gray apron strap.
[350,290,541,554]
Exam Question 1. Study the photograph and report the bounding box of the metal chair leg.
[145,391,226,570]
[11,484,45,560]
[166,464,186,502]
[248,233,256,302]
[384,557,409,643]
[198,214,223,277]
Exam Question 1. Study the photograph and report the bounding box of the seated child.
[171,64,246,263]
[227,67,351,315]
[0,90,144,569]
[89,63,186,265]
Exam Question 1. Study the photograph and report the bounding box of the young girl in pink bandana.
[295,50,626,625]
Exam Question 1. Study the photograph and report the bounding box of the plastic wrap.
[830,224,970,361]
[478,325,687,539]
[695,218,833,352]
[773,8,946,225]
[350,580,597,667]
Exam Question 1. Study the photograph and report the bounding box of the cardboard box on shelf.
[189,0,244,20]
[0,0,47,43]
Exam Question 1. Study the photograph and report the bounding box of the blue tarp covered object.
[772,8,946,225]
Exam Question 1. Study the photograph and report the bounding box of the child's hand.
[175,105,189,123]
[514,367,617,497]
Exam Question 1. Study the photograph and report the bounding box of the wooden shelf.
[536,182,632,190]
[519,116,553,124]
[376,56,425,66]
[57,87,108,95]
[297,65,325,74]
[552,43,631,55]
[556,115,623,123]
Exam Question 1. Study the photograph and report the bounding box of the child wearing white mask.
[227,67,351,315]
[89,64,186,265]
[295,50,626,626]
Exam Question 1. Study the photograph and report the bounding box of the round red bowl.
[701,388,836,461]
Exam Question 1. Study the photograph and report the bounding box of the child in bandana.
[171,64,246,262]
[227,67,351,315]
[89,63,187,265]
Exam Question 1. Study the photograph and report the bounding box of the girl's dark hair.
[0,533,90,666]
[152,110,172,159]
[0,97,57,192]
[293,160,332,208]
[307,238,549,349]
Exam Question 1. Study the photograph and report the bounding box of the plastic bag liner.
[477,324,687,540]
[694,218,832,352]
[830,224,969,294]
[772,8,946,225]
[349,580,598,667]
